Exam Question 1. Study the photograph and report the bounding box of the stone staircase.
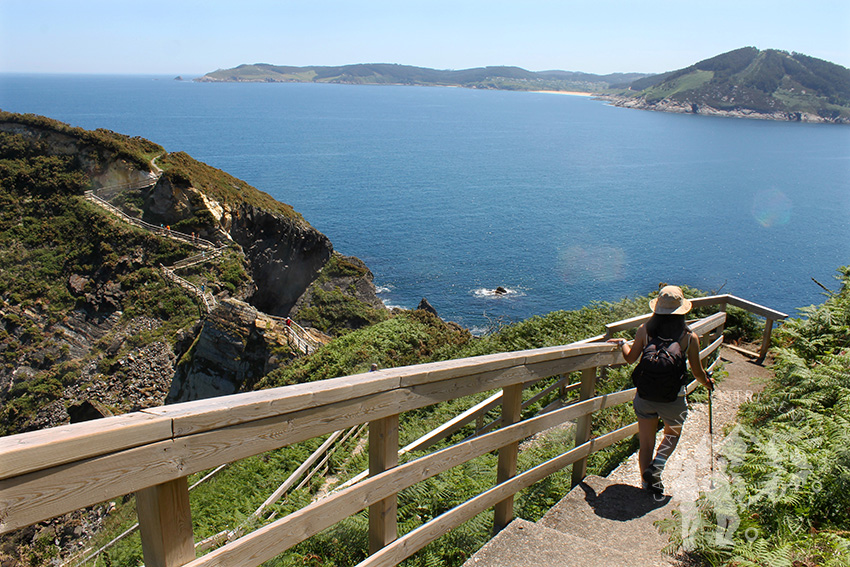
[465,346,772,567]
[464,475,678,567]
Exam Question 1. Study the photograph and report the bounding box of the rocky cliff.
[0,113,385,433]
[0,111,391,567]
[230,203,332,316]
[168,299,270,402]
[598,94,840,123]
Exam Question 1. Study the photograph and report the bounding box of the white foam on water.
[471,287,524,299]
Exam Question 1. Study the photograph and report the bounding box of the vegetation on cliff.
[608,47,850,122]
[0,110,163,170]
[0,112,388,565]
[290,253,390,336]
[0,128,203,435]
[157,150,303,221]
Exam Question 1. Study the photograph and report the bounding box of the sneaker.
[642,466,664,495]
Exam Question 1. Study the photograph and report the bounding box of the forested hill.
[607,47,850,123]
[196,63,648,92]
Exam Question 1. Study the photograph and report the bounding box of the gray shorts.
[633,394,688,426]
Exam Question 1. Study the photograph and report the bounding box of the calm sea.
[2,75,849,331]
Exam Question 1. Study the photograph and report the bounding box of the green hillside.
[612,47,850,123]
[198,63,648,92]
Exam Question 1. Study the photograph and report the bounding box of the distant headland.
[198,47,850,124]
[195,62,647,93]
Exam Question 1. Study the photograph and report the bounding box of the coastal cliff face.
[0,111,388,567]
[0,114,384,433]
[2,118,339,317]
[142,176,334,315]
[600,95,846,123]
[167,299,270,402]
[0,121,160,188]
[229,203,333,316]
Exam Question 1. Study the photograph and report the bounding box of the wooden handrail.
[0,343,619,532]
[181,389,639,567]
[0,295,775,567]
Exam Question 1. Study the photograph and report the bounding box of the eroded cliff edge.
[0,113,386,429]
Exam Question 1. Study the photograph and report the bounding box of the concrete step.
[538,475,678,565]
[462,518,635,567]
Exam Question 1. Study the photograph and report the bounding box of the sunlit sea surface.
[2,75,849,331]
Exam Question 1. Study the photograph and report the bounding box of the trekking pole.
[708,372,715,489]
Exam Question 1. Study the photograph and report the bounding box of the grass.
[642,69,714,102]
[772,88,850,118]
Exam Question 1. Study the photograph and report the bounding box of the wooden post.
[369,414,399,554]
[756,318,774,364]
[493,384,523,533]
[571,367,598,487]
[718,304,726,334]
[136,477,195,567]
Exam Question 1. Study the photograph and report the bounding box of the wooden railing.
[85,190,220,250]
[0,295,786,567]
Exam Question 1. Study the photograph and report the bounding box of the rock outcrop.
[167,299,292,403]
[0,121,159,189]
[600,95,841,123]
[289,254,388,333]
[417,297,438,316]
[229,203,333,316]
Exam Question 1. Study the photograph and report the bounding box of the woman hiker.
[609,285,714,496]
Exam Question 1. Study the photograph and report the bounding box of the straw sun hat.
[649,285,692,315]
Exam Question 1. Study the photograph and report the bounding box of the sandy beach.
[531,90,594,96]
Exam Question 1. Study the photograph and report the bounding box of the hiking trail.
[465,345,773,567]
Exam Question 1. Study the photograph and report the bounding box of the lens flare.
[751,189,792,228]
[558,245,626,284]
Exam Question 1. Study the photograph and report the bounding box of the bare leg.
[652,422,683,471]
[638,417,659,475]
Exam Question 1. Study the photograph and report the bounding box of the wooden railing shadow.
[0,295,786,567]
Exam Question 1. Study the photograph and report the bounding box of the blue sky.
[1,0,848,75]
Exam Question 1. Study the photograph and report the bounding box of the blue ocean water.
[2,74,849,331]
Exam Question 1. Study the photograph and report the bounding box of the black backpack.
[632,333,688,402]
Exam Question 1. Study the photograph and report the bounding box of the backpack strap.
[678,329,690,349]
